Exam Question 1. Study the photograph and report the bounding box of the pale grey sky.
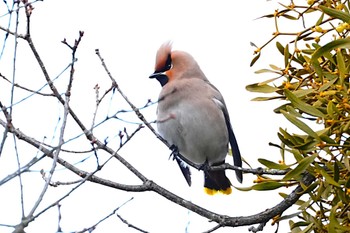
[0,1,304,232]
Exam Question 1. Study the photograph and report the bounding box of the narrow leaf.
[319,167,341,187]
[316,12,324,26]
[254,68,277,74]
[252,181,285,191]
[300,223,314,233]
[293,89,314,98]
[311,38,350,63]
[284,89,325,118]
[311,59,324,81]
[284,44,289,67]
[281,14,298,20]
[258,158,290,169]
[251,96,283,101]
[246,83,280,93]
[258,76,281,85]
[276,41,285,55]
[289,220,302,233]
[234,186,253,191]
[319,5,350,23]
[250,52,261,67]
[281,110,321,140]
[283,154,317,181]
[336,49,346,85]
[319,77,338,92]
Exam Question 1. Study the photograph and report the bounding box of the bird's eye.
[154,54,172,73]
[164,54,172,71]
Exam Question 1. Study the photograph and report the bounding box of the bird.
[149,42,243,195]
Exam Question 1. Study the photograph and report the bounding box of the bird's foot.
[169,144,179,160]
[199,160,210,172]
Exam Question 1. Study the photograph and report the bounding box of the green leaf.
[234,186,253,191]
[294,140,319,151]
[300,180,319,194]
[279,192,307,206]
[286,105,303,118]
[311,59,324,82]
[300,223,314,233]
[327,101,339,118]
[336,49,347,85]
[291,149,304,162]
[289,220,302,233]
[254,69,278,74]
[293,89,315,98]
[283,154,317,181]
[316,12,324,26]
[250,52,261,67]
[319,5,350,23]
[251,96,283,101]
[284,89,325,118]
[270,64,281,70]
[281,14,298,20]
[317,165,341,187]
[345,176,350,188]
[311,38,350,63]
[319,77,338,92]
[278,132,295,147]
[345,154,350,172]
[251,181,285,191]
[277,213,304,223]
[328,203,350,231]
[290,221,310,229]
[317,127,335,144]
[279,128,303,147]
[281,110,321,140]
[284,43,289,67]
[258,158,290,170]
[276,41,285,55]
[276,41,303,65]
[258,76,281,85]
[334,162,339,182]
[246,83,280,93]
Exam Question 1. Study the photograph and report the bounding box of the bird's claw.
[169,144,179,160]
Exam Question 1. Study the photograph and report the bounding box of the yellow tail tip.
[204,187,232,195]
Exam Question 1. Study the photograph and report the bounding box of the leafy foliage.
[248,0,350,232]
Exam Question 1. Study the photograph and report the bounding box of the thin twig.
[0,73,55,96]
[0,101,10,156]
[57,203,62,232]
[2,117,316,230]
[116,214,149,233]
[0,154,45,186]
[76,197,137,233]
[203,224,223,233]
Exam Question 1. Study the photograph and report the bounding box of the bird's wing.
[211,84,243,183]
[175,155,192,186]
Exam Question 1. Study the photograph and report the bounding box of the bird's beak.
[149,72,164,79]
[149,72,169,86]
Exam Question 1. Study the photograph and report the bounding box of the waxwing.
[149,42,243,195]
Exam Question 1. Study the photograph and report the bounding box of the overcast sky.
[0,1,305,232]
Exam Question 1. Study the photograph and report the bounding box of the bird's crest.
[155,41,172,72]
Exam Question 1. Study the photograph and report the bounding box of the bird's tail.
[204,170,232,195]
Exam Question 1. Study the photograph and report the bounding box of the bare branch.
[1,110,316,232]
[75,197,142,233]
[0,101,11,156]
[1,73,55,97]
[116,214,149,233]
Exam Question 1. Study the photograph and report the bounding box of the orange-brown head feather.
[155,41,172,72]
[150,42,208,86]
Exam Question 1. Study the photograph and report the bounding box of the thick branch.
[1,118,315,230]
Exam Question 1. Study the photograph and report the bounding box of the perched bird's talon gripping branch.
[149,42,243,195]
